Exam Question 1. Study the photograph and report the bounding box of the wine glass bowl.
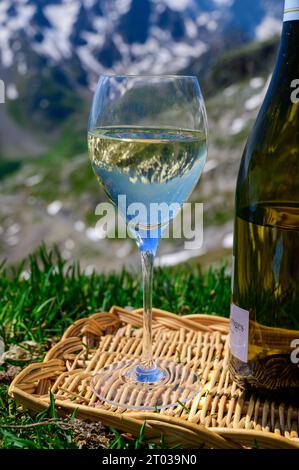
[88,75,208,409]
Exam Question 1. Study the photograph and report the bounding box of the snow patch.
[245,93,263,111]
[207,20,218,32]
[47,201,62,216]
[6,83,18,100]
[203,159,218,173]
[45,1,80,38]
[116,0,132,15]
[17,61,28,75]
[25,174,43,187]
[229,117,246,135]
[65,239,75,250]
[222,232,234,249]
[85,265,95,275]
[74,220,86,232]
[256,16,281,40]
[44,1,80,58]
[85,227,106,241]
[156,247,207,267]
[77,46,102,75]
[250,77,264,89]
[163,0,192,12]
[7,223,20,236]
[224,84,238,98]
[213,0,234,6]
[185,19,197,39]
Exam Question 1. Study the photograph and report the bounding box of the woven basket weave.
[8,306,299,449]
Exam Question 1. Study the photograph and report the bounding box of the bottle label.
[284,0,299,22]
[229,304,249,363]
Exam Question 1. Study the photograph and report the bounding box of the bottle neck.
[284,0,299,23]
[235,2,299,214]
[282,0,299,70]
[273,17,299,85]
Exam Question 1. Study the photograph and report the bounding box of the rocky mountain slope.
[0,0,284,155]
[0,35,280,271]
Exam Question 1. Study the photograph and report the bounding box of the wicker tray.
[8,306,299,449]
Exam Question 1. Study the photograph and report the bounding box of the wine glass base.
[90,358,200,410]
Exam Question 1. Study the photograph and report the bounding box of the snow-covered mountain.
[0,0,284,159]
[0,0,284,86]
[0,0,286,268]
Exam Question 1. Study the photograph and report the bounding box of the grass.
[0,387,77,449]
[0,246,231,449]
[37,121,86,163]
[0,158,22,181]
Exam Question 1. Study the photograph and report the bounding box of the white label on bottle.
[284,0,299,22]
[229,304,249,363]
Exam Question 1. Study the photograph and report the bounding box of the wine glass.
[88,75,208,410]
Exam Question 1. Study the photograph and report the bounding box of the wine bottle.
[229,0,299,397]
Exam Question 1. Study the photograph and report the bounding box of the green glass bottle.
[229,0,299,397]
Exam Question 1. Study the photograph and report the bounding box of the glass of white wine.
[88,75,208,410]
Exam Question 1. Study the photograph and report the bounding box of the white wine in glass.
[88,76,208,410]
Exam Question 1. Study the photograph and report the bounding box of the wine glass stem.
[141,250,154,369]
